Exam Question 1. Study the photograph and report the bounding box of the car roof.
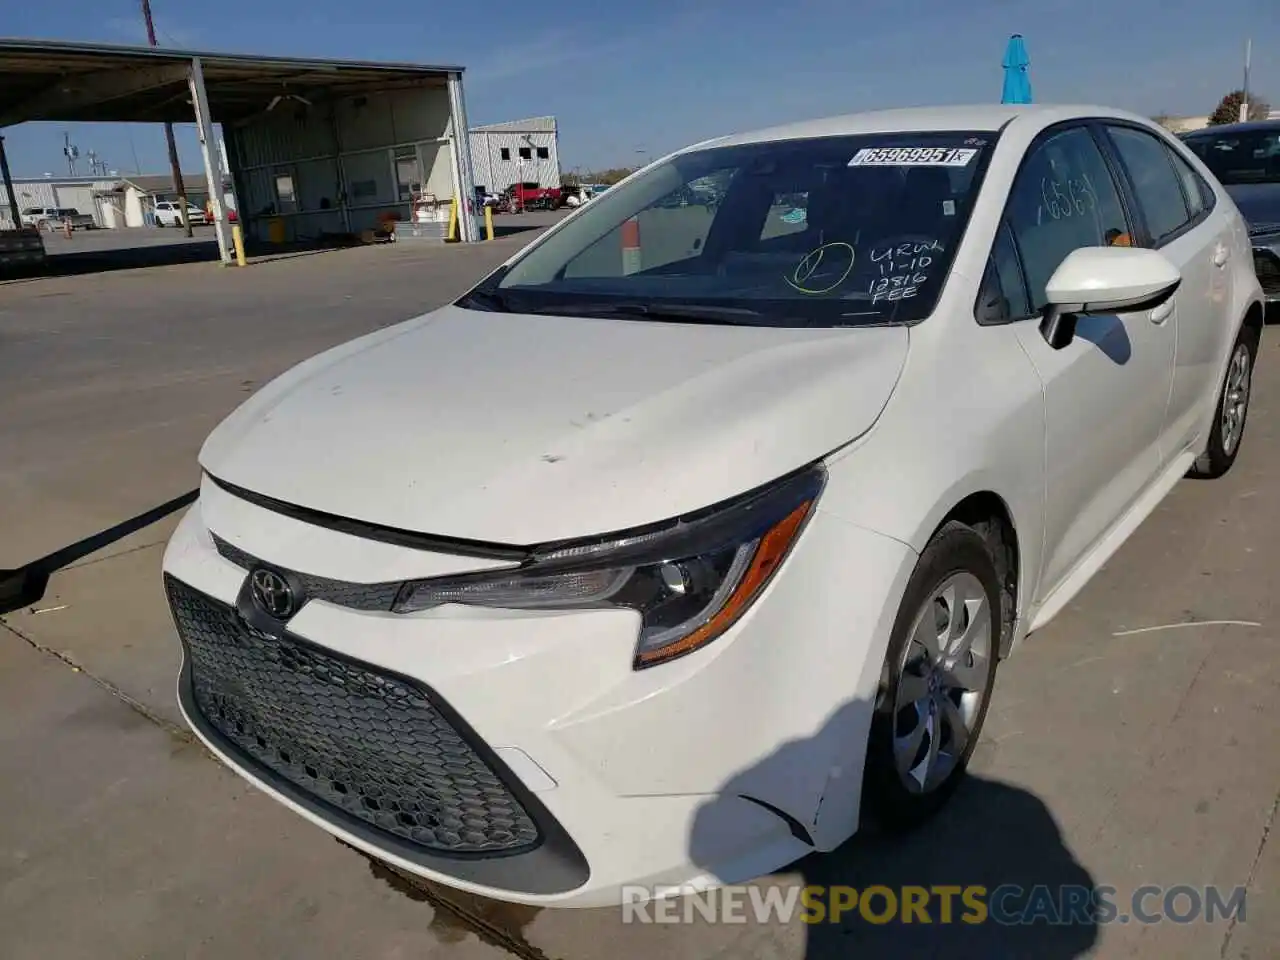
[691,103,1158,150]
[1181,118,1280,137]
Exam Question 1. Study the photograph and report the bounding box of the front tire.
[1190,322,1259,479]
[863,521,1002,831]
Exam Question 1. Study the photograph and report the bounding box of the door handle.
[1213,244,1229,267]
[1150,299,1174,324]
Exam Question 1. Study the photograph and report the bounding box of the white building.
[1,172,219,229]
[0,174,120,229]
[468,116,561,194]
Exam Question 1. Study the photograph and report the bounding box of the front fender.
[816,325,1047,635]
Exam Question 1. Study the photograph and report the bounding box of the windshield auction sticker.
[848,146,978,167]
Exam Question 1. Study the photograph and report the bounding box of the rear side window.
[1105,126,1192,244]
[1165,144,1215,220]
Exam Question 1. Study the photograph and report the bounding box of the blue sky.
[3,0,1277,177]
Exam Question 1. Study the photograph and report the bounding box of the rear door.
[1098,122,1230,457]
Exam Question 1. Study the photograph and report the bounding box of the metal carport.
[0,37,482,262]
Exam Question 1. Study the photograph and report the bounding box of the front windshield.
[464,131,997,327]
[1182,128,1280,185]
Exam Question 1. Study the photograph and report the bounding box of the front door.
[1003,124,1177,600]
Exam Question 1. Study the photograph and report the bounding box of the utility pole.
[0,135,22,230]
[1240,37,1252,123]
[141,0,192,236]
[63,132,79,176]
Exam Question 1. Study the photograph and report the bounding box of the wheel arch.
[1242,298,1265,341]
[922,489,1024,660]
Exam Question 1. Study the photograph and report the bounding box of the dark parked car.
[1182,120,1280,301]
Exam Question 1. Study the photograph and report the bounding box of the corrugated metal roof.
[1,173,201,189]
[124,173,208,194]
[0,37,464,125]
[470,115,557,134]
[2,174,124,186]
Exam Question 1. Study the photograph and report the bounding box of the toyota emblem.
[250,567,295,620]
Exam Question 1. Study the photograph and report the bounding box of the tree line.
[1154,89,1271,130]
[561,167,638,188]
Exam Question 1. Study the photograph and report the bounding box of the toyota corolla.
[162,104,1264,908]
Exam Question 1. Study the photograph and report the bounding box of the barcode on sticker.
[848,147,978,168]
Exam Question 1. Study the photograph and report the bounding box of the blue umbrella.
[1001,34,1033,104]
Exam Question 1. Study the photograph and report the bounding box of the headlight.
[393,464,826,668]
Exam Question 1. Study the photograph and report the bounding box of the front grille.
[1254,251,1280,298]
[166,575,540,856]
[211,534,402,612]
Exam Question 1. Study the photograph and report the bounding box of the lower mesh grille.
[165,575,540,856]
[1255,252,1280,298]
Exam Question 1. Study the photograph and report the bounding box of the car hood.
[199,305,909,545]
[1224,183,1280,232]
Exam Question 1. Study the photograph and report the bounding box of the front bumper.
[161,476,915,907]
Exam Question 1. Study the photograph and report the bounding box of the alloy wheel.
[891,571,994,795]
[1220,342,1252,457]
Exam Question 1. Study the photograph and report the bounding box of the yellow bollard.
[231,223,247,267]
[447,198,458,242]
[484,204,494,240]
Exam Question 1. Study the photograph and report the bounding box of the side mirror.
[1039,246,1181,349]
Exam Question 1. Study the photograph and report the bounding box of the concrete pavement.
[1,232,1277,958]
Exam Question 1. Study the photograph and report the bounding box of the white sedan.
[162,104,1264,908]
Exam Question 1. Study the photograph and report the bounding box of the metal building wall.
[0,177,119,227]
[467,118,560,193]
[227,85,458,243]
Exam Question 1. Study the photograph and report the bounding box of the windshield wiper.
[540,301,767,325]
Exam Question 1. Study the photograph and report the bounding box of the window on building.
[274,173,298,212]
[500,147,511,161]
[536,147,549,160]
[519,147,532,160]
[393,145,421,201]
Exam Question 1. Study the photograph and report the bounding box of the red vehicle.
[499,182,563,212]
[205,200,238,223]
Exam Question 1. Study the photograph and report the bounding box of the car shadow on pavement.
[689,698,1100,959]
[31,242,221,276]
[0,489,196,615]
[490,222,548,239]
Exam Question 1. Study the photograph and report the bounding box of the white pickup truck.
[20,206,97,231]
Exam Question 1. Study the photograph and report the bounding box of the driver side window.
[1006,126,1132,311]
